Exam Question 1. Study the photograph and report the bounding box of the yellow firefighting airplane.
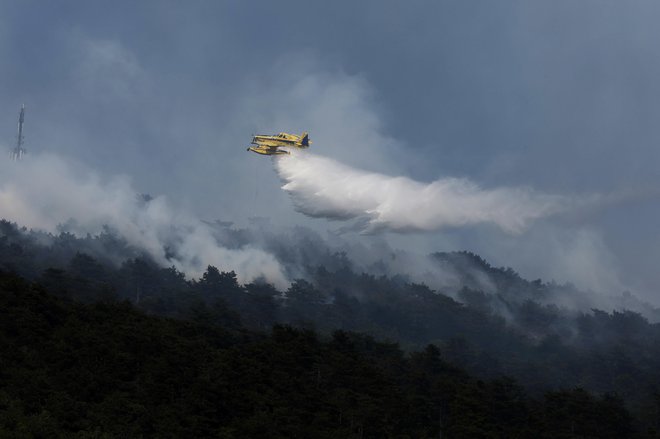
[246,132,311,155]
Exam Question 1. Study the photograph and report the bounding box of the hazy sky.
[1,1,659,298]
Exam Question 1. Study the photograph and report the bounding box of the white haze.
[275,150,568,234]
[0,152,289,288]
[0,150,650,317]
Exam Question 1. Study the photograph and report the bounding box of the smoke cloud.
[275,150,568,234]
[0,153,289,288]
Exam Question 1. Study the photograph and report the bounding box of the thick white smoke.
[0,153,289,288]
[275,150,567,234]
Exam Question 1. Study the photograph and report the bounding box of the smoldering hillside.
[3,151,660,404]
[4,216,660,408]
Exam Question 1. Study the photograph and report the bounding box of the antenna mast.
[10,104,26,160]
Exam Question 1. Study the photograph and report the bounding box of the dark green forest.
[1,219,660,437]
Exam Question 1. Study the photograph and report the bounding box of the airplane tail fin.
[300,132,310,147]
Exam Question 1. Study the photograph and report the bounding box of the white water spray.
[275,151,567,234]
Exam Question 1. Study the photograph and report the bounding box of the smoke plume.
[275,150,567,234]
[0,153,289,288]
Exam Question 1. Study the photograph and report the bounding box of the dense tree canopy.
[0,271,644,438]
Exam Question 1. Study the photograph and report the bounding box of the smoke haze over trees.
[2,1,660,297]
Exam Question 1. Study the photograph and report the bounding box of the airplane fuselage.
[247,132,311,155]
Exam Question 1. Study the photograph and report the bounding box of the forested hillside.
[2,219,660,435]
[0,271,642,438]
